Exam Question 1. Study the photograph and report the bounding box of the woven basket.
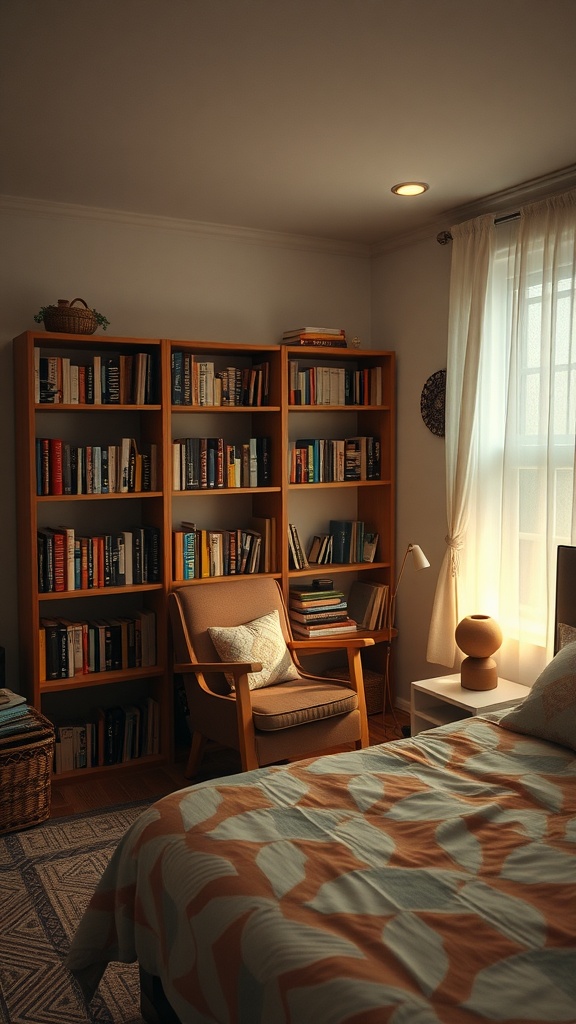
[325,666,384,715]
[0,708,55,835]
[42,297,98,335]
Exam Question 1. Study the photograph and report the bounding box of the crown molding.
[370,163,576,257]
[0,195,370,259]
[4,165,576,261]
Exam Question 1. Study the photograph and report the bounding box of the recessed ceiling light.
[391,182,429,196]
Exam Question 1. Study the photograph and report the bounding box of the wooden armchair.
[169,577,374,775]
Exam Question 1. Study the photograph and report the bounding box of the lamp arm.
[386,544,412,634]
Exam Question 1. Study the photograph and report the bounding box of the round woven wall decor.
[420,369,446,437]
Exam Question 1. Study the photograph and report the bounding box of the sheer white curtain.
[427,190,576,684]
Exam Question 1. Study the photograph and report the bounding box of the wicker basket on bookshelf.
[324,666,384,715]
[0,708,55,835]
[41,298,98,335]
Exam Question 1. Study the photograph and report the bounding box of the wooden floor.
[49,708,410,818]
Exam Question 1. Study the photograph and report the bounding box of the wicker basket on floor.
[325,667,384,715]
[0,708,55,835]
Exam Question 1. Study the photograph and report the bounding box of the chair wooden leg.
[185,732,207,778]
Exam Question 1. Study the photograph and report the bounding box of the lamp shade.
[387,543,430,634]
[410,544,430,571]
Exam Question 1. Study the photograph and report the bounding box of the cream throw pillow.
[208,609,299,690]
[499,640,576,751]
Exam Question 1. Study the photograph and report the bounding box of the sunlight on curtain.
[427,190,576,685]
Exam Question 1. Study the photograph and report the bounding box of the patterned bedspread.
[66,715,576,1024]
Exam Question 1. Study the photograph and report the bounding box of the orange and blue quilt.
[67,714,576,1023]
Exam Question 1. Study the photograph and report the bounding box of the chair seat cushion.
[250,677,358,731]
[208,609,300,690]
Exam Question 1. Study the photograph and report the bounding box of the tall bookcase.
[281,344,395,676]
[13,331,395,779]
[13,331,169,777]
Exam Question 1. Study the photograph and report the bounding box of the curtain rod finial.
[437,230,453,245]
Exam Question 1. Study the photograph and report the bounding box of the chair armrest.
[288,637,375,653]
[174,660,262,676]
[174,660,260,712]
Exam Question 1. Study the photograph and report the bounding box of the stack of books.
[288,584,357,637]
[282,327,347,348]
[0,690,43,741]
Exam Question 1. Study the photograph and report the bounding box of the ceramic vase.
[455,614,502,691]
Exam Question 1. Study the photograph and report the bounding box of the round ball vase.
[455,614,503,691]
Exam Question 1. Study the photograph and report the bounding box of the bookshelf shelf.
[14,332,396,774]
[172,405,281,413]
[37,492,163,502]
[39,664,165,693]
[36,582,164,600]
[36,404,163,412]
[172,486,281,496]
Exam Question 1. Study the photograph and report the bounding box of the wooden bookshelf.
[13,331,169,779]
[13,332,395,778]
[282,344,396,678]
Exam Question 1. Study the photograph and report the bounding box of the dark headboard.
[554,545,576,653]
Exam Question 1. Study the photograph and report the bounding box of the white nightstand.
[411,673,529,736]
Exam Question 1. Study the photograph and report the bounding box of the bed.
[66,658,576,1024]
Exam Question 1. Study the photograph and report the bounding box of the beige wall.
[0,199,453,709]
[371,236,452,705]
[0,201,371,688]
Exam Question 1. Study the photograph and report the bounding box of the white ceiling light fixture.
[391,182,429,196]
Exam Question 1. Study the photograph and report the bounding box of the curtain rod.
[436,211,520,245]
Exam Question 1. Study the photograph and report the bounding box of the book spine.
[49,439,63,495]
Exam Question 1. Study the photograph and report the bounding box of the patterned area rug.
[0,803,152,1024]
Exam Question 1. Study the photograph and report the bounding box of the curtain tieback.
[445,536,463,576]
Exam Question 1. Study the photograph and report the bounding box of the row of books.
[173,517,276,579]
[0,689,44,741]
[171,353,270,406]
[347,580,390,631]
[282,327,347,348]
[53,696,160,773]
[308,527,378,565]
[39,611,157,681]
[329,520,371,565]
[288,435,381,483]
[288,362,382,406]
[288,584,357,637]
[172,436,271,490]
[37,525,161,592]
[36,437,158,496]
[35,350,157,405]
[289,521,378,569]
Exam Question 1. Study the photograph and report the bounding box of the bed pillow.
[208,609,300,690]
[499,641,576,751]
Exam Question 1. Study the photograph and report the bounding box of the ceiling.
[3,0,576,249]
